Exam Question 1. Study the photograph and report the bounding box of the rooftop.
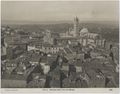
[1,73,26,80]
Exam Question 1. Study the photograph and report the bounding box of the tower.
[74,17,79,37]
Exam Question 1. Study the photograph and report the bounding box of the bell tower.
[74,17,79,37]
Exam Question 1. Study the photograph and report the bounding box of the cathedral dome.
[80,28,89,34]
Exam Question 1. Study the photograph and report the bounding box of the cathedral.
[58,17,106,48]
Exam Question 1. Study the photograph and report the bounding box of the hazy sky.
[1,1,119,22]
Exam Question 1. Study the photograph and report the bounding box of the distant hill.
[1,20,118,26]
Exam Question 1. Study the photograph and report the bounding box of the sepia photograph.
[1,0,119,92]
